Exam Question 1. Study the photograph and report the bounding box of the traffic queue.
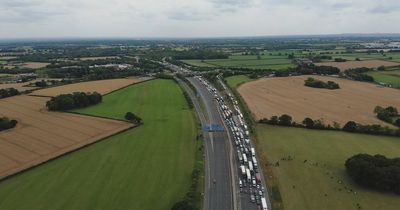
[196,76,268,210]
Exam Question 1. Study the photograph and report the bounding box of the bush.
[343,121,357,132]
[124,112,142,124]
[304,77,340,89]
[345,154,400,194]
[46,92,102,111]
[0,88,20,99]
[0,117,18,131]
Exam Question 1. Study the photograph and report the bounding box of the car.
[251,195,255,203]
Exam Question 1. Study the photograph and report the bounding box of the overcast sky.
[0,0,399,39]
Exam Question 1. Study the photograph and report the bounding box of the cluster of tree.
[0,117,18,131]
[342,121,400,136]
[172,49,228,60]
[0,88,20,99]
[259,115,400,136]
[296,64,340,75]
[345,154,400,194]
[344,68,374,82]
[304,77,340,89]
[46,92,102,111]
[310,55,332,62]
[374,106,400,127]
[334,58,347,62]
[124,112,143,124]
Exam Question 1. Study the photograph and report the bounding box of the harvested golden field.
[238,75,400,126]
[315,60,399,71]
[0,95,133,179]
[31,78,145,97]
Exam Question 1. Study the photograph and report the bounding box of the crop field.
[0,79,198,210]
[366,69,400,88]
[256,124,400,210]
[225,75,251,88]
[314,60,400,71]
[31,78,145,97]
[238,75,400,126]
[0,95,132,179]
[182,54,295,70]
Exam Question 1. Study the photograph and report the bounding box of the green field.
[0,60,6,65]
[225,75,251,88]
[366,69,400,88]
[182,54,295,70]
[256,125,400,210]
[0,79,198,210]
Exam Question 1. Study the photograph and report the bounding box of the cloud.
[369,5,400,14]
[0,0,399,38]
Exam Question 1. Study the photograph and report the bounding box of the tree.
[268,116,279,125]
[395,119,400,127]
[377,66,385,71]
[345,154,400,194]
[125,112,143,124]
[302,117,314,128]
[278,114,292,126]
[343,121,357,132]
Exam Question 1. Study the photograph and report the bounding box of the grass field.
[256,124,400,210]
[225,75,251,88]
[182,54,295,70]
[0,60,6,65]
[0,79,198,210]
[366,69,400,88]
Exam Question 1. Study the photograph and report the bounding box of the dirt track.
[238,75,400,127]
[31,78,144,97]
[0,95,133,179]
[315,60,399,71]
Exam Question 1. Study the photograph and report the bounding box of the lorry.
[256,173,261,183]
[261,197,268,210]
[240,165,246,177]
[246,168,251,182]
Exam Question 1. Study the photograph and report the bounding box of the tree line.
[46,92,102,111]
[0,88,20,99]
[259,114,400,137]
[304,77,340,89]
[0,117,18,131]
[345,154,400,194]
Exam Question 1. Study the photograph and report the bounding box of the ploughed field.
[256,125,400,210]
[0,79,197,210]
[31,78,144,97]
[314,60,400,71]
[238,75,400,126]
[0,95,132,178]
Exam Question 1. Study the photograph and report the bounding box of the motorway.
[187,77,234,210]
[167,61,270,210]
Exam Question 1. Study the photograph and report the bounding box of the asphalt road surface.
[187,77,234,210]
